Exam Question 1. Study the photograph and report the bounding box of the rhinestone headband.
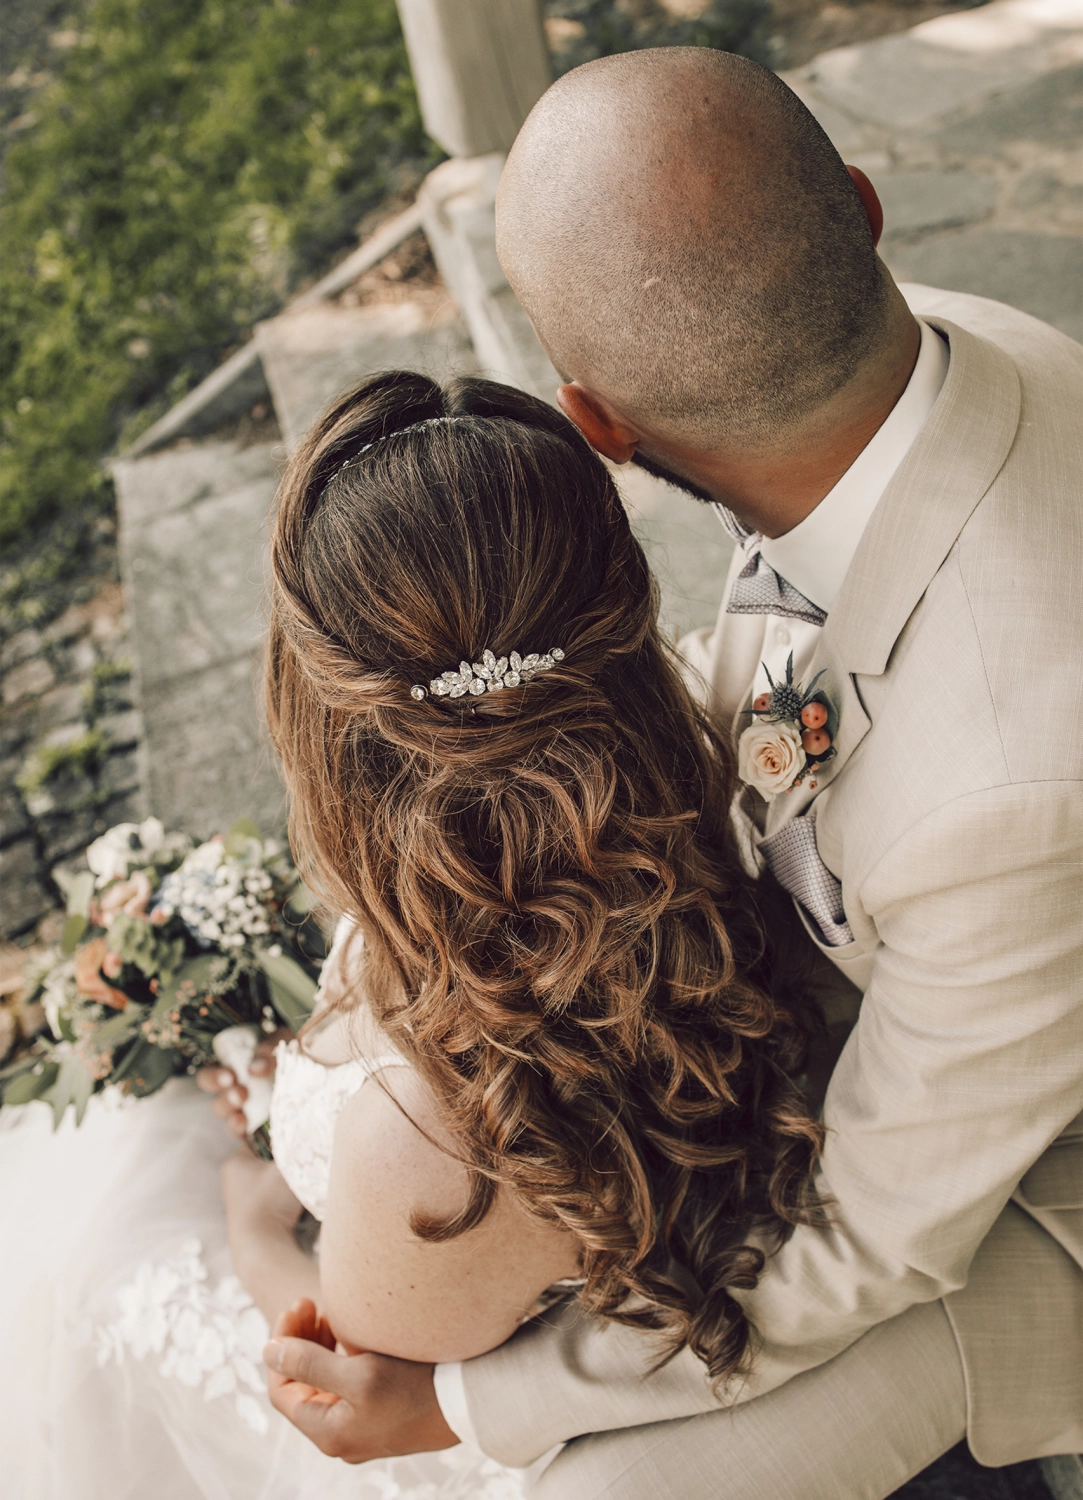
[410,647,565,702]
[336,415,459,477]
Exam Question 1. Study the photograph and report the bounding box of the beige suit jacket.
[460,286,1083,1469]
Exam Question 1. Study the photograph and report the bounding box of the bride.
[0,371,825,1498]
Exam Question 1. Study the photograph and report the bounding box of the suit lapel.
[826,318,1021,678]
[762,318,1022,839]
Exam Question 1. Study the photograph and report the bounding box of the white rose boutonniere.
[738,718,806,799]
[736,653,838,799]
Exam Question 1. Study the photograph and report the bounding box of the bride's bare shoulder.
[319,1068,582,1363]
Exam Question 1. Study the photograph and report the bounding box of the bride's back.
[265,371,824,1389]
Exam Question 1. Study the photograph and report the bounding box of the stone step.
[112,266,485,840]
[257,292,476,453]
[124,201,426,458]
[112,437,284,838]
[418,153,561,402]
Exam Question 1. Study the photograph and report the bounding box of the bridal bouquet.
[1,817,322,1149]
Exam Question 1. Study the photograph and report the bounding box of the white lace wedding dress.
[0,1034,531,1500]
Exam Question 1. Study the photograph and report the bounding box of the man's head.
[497,48,896,458]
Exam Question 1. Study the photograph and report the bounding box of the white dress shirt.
[432,317,949,1452]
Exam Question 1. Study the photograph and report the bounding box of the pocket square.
[759,814,854,948]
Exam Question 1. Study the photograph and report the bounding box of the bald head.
[497,49,891,449]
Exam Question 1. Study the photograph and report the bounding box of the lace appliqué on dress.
[270,1040,400,1221]
[95,1237,272,1434]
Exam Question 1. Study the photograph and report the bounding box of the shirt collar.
[751,318,949,615]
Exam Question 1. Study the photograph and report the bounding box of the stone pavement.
[108,0,1080,848]
[785,0,1083,340]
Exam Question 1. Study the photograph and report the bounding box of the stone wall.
[0,521,144,942]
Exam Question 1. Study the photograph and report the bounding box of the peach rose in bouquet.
[92,869,153,929]
[74,937,129,1010]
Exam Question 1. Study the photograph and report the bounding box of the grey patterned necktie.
[713,503,828,628]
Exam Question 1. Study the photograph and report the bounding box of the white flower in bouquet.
[181,838,227,876]
[86,817,188,886]
[7,814,318,1134]
[152,839,276,949]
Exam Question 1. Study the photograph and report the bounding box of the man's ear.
[847,165,884,248]
[556,383,640,464]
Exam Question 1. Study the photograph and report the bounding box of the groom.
[263,48,1083,1495]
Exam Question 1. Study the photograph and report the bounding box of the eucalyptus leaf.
[42,1054,96,1128]
[108,911,184,980]
[258,949,317,1031]
[61,912,88,955]
[0,1051,42,1083]
[124,1042,180,1098]
[3,1061,59,1106]
[249,1122,274,1162]
[225,818,262,858]
[65,870,96,920]
[109,1036,158,1087]
[94,1006,144,1052]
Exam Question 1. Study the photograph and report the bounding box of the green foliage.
[42,1051,96,1127]
[151,951,230,1018]
[84,656,132,717]
[258,947,318,1031]
[1,0,435,544]
[544,0,773,75]
[3,1060,60,1108]
[16,728,110,796]
[61,913,89,955]
[107,910,186,981]
[122,1042,182,1098]
[224,817,264,859]
[90,657,132,686]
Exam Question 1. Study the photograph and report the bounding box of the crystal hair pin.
[410,647,565,702]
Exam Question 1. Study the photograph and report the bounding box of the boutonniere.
[737,654,837,800]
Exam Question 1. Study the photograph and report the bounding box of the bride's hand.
[263,1299,458,1462]
[196,1028,292,1136]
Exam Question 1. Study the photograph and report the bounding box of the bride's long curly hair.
[266,371,824,1387]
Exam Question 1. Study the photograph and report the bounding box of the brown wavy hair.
[266,370,824,1386]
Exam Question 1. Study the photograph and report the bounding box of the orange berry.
[801,702,828,729]
[753,692,771,712]
[801,727,831,756]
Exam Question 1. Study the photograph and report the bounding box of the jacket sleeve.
[459,779,1083,1467]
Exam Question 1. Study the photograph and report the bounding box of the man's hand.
[263,1299,459,1463]
[196,1027,290,1136]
